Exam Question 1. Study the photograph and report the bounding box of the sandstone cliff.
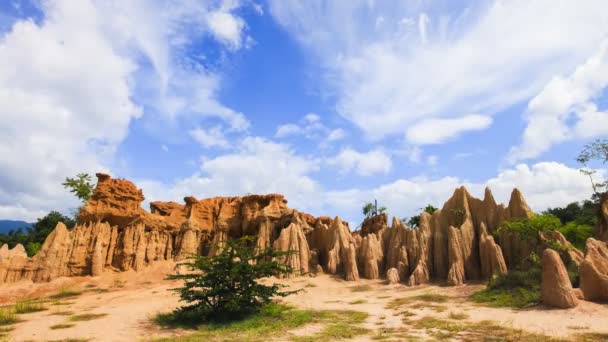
[3,171,607,308]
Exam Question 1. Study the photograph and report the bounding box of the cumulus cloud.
[274,113,347,143]
[269,1,608,140]
[0,0,253,220]
[406,115,492,145]
[190,126,230,148]
[138,137,321,211]
[326,148,392,176]
[324,162,605,225]
[509,40,608,162]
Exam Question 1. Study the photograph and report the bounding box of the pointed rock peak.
[96,172,111,182]
[54,222,68,234]
[508,188,533,218]
[391,216,403,229]
[483,187,496,205]
[0,244,8,258]
[10,243,27,257]
[184,196,198,205]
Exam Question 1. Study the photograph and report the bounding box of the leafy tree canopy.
[0,211,75,256]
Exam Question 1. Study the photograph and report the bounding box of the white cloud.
[406,114,492,145]
[138,137,321,211]
[274,113,347,144]
[207,10,245,49]
[275,124,301,138]
[327,128,347,142]
[327,148,392,176]
[0,0,253,220]
[190,126,230,148]
[324,162,605,225]
[509,40,608,162]
[269,1,608,140]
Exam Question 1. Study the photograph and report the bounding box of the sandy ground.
[2,266,608,342]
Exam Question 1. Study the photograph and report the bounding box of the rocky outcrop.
[2,173,566,293]
[541,249,578,308]
[598,193,608,242]
[358,233,383,279]
[386,268,400,284]
[479,223,507,279]
[579,238,608,301]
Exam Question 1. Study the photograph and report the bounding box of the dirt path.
[3,269,608,341]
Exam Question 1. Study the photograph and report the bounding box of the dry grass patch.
[0,308,19,326]
[349,284,373,292]
[68,313,107,321]
[447,312,470,320]
[49,288,82,300]
[49,310,74,316]
[408,317,558,341]
[14,299,47,314]
[348,299,367,305]
[50,323,76,330]
[153,303,369,342]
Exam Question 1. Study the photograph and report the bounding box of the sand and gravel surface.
[2,264,608,342]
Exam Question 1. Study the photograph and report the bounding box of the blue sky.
[0,0,607,225]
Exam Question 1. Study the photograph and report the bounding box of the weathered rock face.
[2,173,566,293]
[479,223,507,279]
[598,193,608,242]
[579,238,608,301]
[541,249,578,308]
[0,174,313,284]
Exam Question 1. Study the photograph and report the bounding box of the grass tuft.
[69,313,107,321]
[349,284,373,292]
[348,299,367,305]
[50,323,76,330]
[447,312,469,320]
[0,308,19,326]
[49,289,82,300]
[14,299,47,314]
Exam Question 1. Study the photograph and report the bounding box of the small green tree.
[168,236,300,322]
[62,173,95,203]
[577,138,608,196]
[407,204,438,228]
[362,202,375,218]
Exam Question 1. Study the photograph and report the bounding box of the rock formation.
[598,193,608,242]
[541,249,578,308]
[579,238,608,301]
[6,171,602,307]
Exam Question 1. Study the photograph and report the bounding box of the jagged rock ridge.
[2,173,608,309]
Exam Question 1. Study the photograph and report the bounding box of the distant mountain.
[0,220,32,234]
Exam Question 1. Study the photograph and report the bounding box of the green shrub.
[472,253,542,308]
[556,222,594,250]
[167,236,300,323]
[497,214,562,243]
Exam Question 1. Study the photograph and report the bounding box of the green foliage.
[406,204,438,228]
[577,138,608,196]
[362,202,375,217]
[498,213,594,251]
[472,253,542,308]
[544,200,599,226]
[450,208,466,227]
[557,222,594,250]
[62,173,95,203]
[167,236,301,323]
[498,214,562,243]
[0,211,75,256]
[154,303,369,341]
